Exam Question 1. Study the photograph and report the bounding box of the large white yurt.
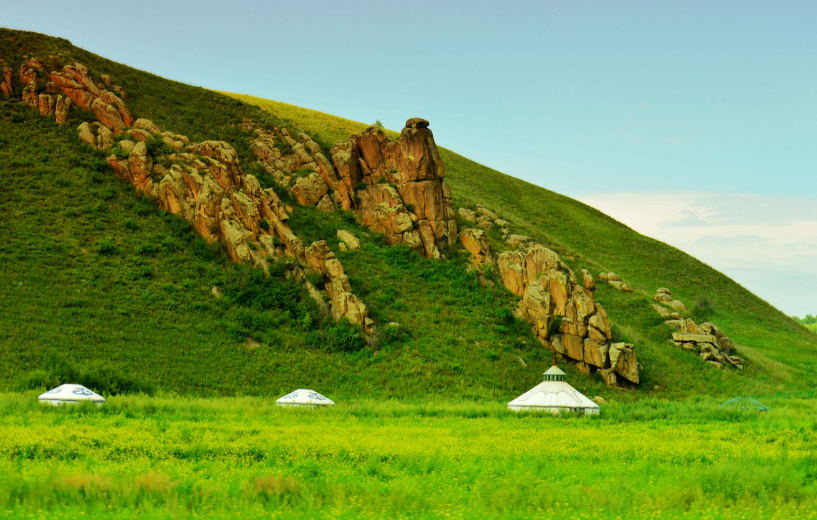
[508,362,599,415]
[38,384,106,407]
[276,389,335,407]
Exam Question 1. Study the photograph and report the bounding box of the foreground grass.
[1,393,816,519]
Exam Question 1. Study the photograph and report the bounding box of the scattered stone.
[592,396,606,405]
[211,285,224,298]
[517,357,527,368]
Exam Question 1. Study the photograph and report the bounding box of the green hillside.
[2,29,816,401]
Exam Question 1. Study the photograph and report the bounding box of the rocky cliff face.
[7,56,372,334]
[247,118,458,259]
[496,244,640,388]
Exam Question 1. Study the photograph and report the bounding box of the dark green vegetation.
[2,28,816,400]
[3,393,817,519]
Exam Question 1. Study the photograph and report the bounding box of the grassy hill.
[2,28,816,401]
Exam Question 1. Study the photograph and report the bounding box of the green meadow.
[2,393,817,520]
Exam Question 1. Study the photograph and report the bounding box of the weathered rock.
[337,230,360,250]
[460,228,491,266]
[652,303,672,317]
[1,66,11,97]
[328,120,457,258]
[672,332,718,345]
[54,95,71,124]
[655,288,673,302]
[607,272,621,282]
[666,299,688,312]
[608,343,639,384]
[134,118,160,134]
[38,93,55,116]
[498,242,637,387]
[458,207,478,222]
[581,269,596,291]
[506,234,532,248]
[91,97,127,135]
[211,285,224,298]
[113,85,127,99]
[291,173,328,206]
[592,396,607,405]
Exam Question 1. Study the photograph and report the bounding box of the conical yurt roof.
[276,389,335,407]
[508,363,599,414]
[38,384,106,406]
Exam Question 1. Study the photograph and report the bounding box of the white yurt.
[508,362,599,415]
[38,384,106,407]
[276,389,335,407]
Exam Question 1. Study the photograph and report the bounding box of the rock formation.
[9,56,372,334]
[459,228,492,266]
[1,66,12,97]
[654,287,687,312]
[458,205,510,232]
[598,272,631,292]
[497,243,640,388]
[653,291,742,370]
[248,118,458,259]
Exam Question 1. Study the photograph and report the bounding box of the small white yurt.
[508,361,599,415]
[38,384,106,407]
[276,389,335,407]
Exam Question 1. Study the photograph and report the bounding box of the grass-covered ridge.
[222,93,817,395]
[1,28,816,400]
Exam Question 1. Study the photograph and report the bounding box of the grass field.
[2,393,817,519]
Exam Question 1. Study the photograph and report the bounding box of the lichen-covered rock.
[291,172,329,206]
[337,230,361,250]
[54,95,71,124]
[498,243,638,387]
[460,228,491,266]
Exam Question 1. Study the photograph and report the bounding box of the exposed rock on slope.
[498,243,640,387]
[653,289,742,370]
[248,118,458,259]
[11,56,372,334]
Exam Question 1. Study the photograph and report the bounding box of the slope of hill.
[2,28,815,401]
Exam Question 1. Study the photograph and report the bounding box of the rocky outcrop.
[653,290,742,370]
[1,66,12,97]
[77,122,113,149]
[459,228,492,266]
[598,272,631,292]
[498,243,640,387]
[7,55,371,334]
[334,120,458,258]
[458,204,510,232]
[248,119,456,259]
[654,287,687,311]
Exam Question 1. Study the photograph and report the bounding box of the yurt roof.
[276,389,335,406]
[508,380,599,410]
[38,384,105,404]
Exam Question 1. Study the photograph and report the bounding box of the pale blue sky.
[3,1,816,314]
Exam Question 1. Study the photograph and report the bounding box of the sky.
[3,1,815,315]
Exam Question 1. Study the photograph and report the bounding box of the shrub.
[692,295,716,321]
[96,240,119,256]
